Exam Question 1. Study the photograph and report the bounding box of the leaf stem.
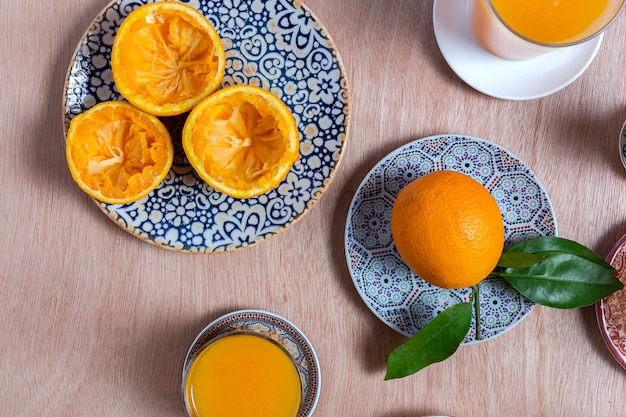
[473,284,481,341]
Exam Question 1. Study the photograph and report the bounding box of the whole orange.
[391,170,504,289]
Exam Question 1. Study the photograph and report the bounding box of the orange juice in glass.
[471,0,625,60]
[183,333,302,417]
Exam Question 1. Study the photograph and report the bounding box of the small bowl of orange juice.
[182,310,321,417]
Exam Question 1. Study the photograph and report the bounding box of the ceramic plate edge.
[595,234,626,369]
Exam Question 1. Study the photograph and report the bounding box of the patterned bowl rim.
[595,233,626,369]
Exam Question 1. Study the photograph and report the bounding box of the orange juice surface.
[491,0,610,44]
[184,334,301,417]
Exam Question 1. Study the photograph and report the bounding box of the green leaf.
[501,251,623,308]
[498,251,544,269]
[505,236,615,271]
[384,302,472,380]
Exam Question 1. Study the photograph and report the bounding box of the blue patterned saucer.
[344,135,557,344]
[62,0,349,252]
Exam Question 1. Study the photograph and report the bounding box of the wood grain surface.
[2,0,626,416]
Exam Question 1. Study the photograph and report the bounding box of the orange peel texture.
[391,170,505,289]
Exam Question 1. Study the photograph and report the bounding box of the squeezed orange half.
[65,101,174,204]
[182,85,300,199]
[111,2,225,116]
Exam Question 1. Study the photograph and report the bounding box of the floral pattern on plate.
[345,135,557,344]
[184,310,320,417]
[62,0,349,252]
[596,235,626,369]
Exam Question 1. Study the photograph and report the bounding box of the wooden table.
[2,0,626,416]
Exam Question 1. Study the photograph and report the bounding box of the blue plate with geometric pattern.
[62,0,349,252]
[344,135,557,344]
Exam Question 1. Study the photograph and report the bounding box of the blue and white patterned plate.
[62,0,349,252]
[345,135,558,344]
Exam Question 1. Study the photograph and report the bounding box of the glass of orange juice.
[471,0,625,60]
[182,310,320,417]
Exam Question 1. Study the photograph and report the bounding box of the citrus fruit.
[65,101,174,204]
[391,170,505,289]
[182,84,300,199]
[111,1,225,116]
